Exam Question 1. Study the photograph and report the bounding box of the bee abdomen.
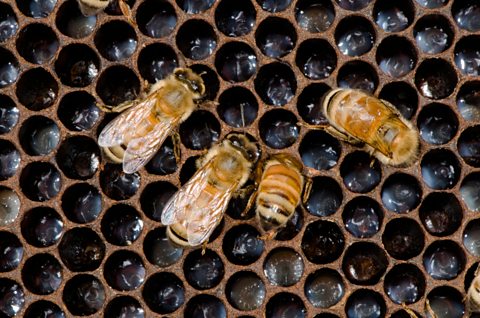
[166,224,190,248]
[102,144,127,163]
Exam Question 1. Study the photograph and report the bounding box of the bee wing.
[98,97,157,148]
[122,118,178,174]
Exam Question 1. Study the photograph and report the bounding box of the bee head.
[225,133,261,164]
[174,68,205,99]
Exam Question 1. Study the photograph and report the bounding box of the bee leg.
[171,132,182,165]
[97,99,135,113]
[201,241,208,255]
[302,176,313,204]
[297,122,329,130]
[258,231,276,241]
[119,0,135,25]
[240,186,258,217]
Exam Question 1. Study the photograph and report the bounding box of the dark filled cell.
[425,286,464,318]
[383,217,425,260]
[417,103,458,145]
[379,81,418,119]
[295,0,335,33]
[337,60,378,93]
[145,138,177,175]
[24,301,65,318]
[16,0,56,18]
[256,17,296,58]
[296,39,337,80]
[104,296,144,318]
[62,183,102,224]
[297,83,330,125]
[335,16,375,56]
[340,151,381,193]
[384,264,425,304]
[452,0,480,32]
[100,163,141,200]
[20,162,62,202]
[56,136,101,180]
[95,20,137,61]
[263,247,304,287]
[144,227,183,267]
[58,91,100,131]
[255,62,296,106]
[257,0,292,12]
[417,0,448,8]
[16,68,58,111]
[218,86,258,128]
[19,116,60,156]
[374,0,414,32]
[176,0,215,14]
[226,271,266,311]
[259,109,299,149]
[414,14,453,54]
[0,48,18,88]
[141,181,177,221]
[0,278,24,317]
[421,149,460,190]
[420,192,462,236]
[0,231,23,272]
[0,139,19,181]
[455,35,480,76]
[377,36,417,78]
[142,272,185,314]
[345,289,386,318]
[461,172,480,212]
[138,44,178,84]
[185,294,226,318]
[304,176,342,217]
[177,19,217,60]
[184,249,224,290]
[342,242,388,285]
[0,3,18,42]
[22,253,62,295]
[266,293,306,318]
[179,110,220,150]
[215,41,257,82]
[0,95,19,134]
[464,219,480,256]
[300,130,341,171]
[381,173,422,214]
[21,207,63,248]
[56,0,96,38]
[96,65,140,106]
[458,125,480,167]
[343,196,383,238]
[63,274,105,316]
[58,227,105,272]
[215,0,256,37]
[415,58,458,100]
[423,240,465,280]
[101,204,143,246]
[223,224,264,265]
[54,44,99,87]
[16,23,58,64]
[104,250,145,291]
[301,220,344,264]
[305,268,344,308]
[137,0,176,38]
[457,81,480,121]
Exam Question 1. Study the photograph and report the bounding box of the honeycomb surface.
[0,0,480,317]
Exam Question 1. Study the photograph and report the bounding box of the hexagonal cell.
[302,220,344,264]
[58,91,100,131]
[16,0,56,18]
[19,115,60,156]
[56,136,101,180]
[141,181,177,221]
[137,43,178,84]
[144,227,183,267]
[263,247,304,287]
[304,176,342,217]
[21,207,63,248]
[56,0,96,39]
[16,23,58,64]
[0,94,19,135]
[0,48,18,88]
[461,172,480,212]
[300,130,341,171]
[337,60,378,93]
[377,36,417,78]
[343,196,383,238]
[0,187,20,226]
[190,64,219,101]
[101,204,143,246]
[255,62,296,106]
[452,0,480,32]
[305,268,344,308]
[419,192,462,237]
[296,39,337,80]
[379,81,418,119]
[145,138,177,175]
[24,301,65,318]
[458,125,480,167]
[142,272,184,314]
[257,0,292,12]
[217,86,258,128]
[215,0,256,37]
[0,278,24,317]
[95,20,137,61]
[63,274,105,316]
[297,83,330,125]
[223,224,264,265]
[342,242,388,285]
[335,16,375,57]
[463,219,480,256]
[0,2,18,42]
[457,81,480,121]
[179,110,220,150]
[55,44,100,87]
[226,271,266,311]
[104,296,144,318]
[62,183,102,224]
[104,250,145,291]
[20,162,62,202]
[417,103,458,145]
[215,41,257,82]
[0,139,20,181]
[22,253,62,295]
[184,249,224,290]
[100,164,141,200]
[16,68,58,111]
[176,0,214,14]
[415,58,458,100]
[423,240,466,280]
[58,227,105,272]
[259,109,299,149]
[295,0,335,33]
[414,14,453,54]
[256,17,296,58]
[383,217,425,260]
[425,286,464,318]
[421,149,461,190]
[0,231,23,272]
[340,151,381,194]
[345,289,385,318]
[265,293,306,318]
[384,264,425,304]
[381,173,422,214]
[97,65,140,105]
[185,295,226,318]
[137,0,176,38]
[373,0,414,32]
[177,19,217,60]
[455,35,480,76]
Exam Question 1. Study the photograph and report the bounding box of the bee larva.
[97,67,205,174]
[317,88,419,166]
[254,153,305,239]
[161,133,260,250]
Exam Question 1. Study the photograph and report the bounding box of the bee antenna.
[177,51,188,69]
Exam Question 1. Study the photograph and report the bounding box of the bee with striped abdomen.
[161,133,260,249]
[77,0,134,24]
[318,88,419,167]
[97,67,205,174]
[252,153,306,239]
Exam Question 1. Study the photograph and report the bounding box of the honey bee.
[97,67,205,174]
[252,153,305,239]
[466,265,480,314]
[77,0,134,24]
[161,133,260,249]
[319,88,419,166]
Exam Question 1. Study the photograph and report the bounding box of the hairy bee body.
[323,88,419,166]
[162,134,260,248]
[256,154,304,235]
[467,269,480,314]
[77,0,110,16]
[98,68,204,173]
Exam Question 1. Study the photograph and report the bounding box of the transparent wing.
[97,97,157,148]
[123,118,178,173]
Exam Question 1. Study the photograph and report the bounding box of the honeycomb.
[1,0,480,317]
